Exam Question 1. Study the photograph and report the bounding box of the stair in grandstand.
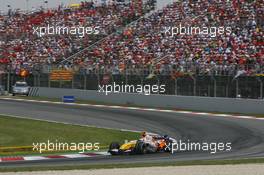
[59,0,159,66]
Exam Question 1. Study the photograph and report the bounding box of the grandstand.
[0,0,263,99]
[0,1,155,71]
[64,0,263,76]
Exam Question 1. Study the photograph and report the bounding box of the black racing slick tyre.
[109,142,120,155]
[133,141,147,154]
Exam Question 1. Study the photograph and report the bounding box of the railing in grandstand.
[1,64,263,99]
[1,63,264,76]
[59,0,157,65]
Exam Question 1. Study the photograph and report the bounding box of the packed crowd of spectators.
[0,1,154,74]
[69,0,263,77]
[0,0,263,78]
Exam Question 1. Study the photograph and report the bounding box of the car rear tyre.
[133,141,147,154]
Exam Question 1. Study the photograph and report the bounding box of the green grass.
[5,96,264,118]
[1,158,264,172]
[0,115,139,156]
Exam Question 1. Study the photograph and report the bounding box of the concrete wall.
[30,87,264,114]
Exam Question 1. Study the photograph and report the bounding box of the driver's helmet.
[141,131,147,137]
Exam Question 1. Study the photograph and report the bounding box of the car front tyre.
[109,142,120,155]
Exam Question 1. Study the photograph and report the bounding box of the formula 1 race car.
[108,133,175,155]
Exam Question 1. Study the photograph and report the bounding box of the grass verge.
[0,115,139,156]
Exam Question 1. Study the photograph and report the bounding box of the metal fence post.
[175,78,178,95]
[71,75,74,89]
[157,76,160,94]
[33,74,36,87]
[97,71,100,90]
[84,75,87,90]
[260,80,263,99]
[193,77,196,96]
[59,78,62,88]
[226,84,229,97]
[236,79,239,97]
[140,69,144,86]
[7,71,10,92]
[48,74,51,88]
[214,77,217,97]
[257,77,263,99]
[38,73,40,87]
[125,69,128,85]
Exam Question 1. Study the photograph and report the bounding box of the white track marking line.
[193,112,211,115]
[23,156,49,161]
[94,152,111,156]
[232,116,255,119]
[126,107,141,110]
[0,97,263,121]
[0,152,111,162]
[61,154,91,158]
[257,118,264,120]
[212,114,232,117]
[176,111,193,114]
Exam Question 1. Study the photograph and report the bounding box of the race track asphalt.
[0,98,264,168]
